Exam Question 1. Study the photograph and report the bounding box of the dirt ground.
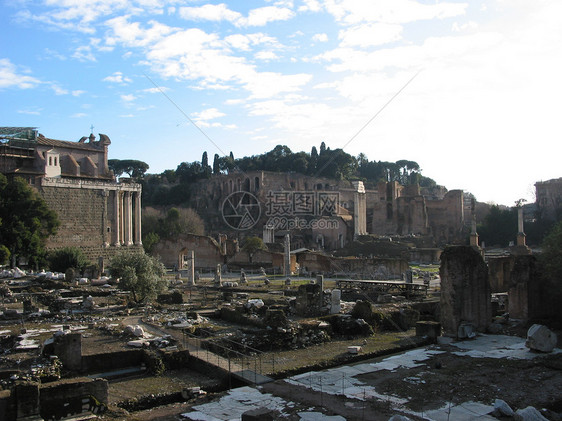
[101,331,562,421]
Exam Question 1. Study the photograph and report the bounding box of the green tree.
[109,251,166,303]
[309,146,318,174]
[0,175,59,267]
[201,151,211,178]
[319,141,326,156]
[142,232,160,254]
[108,159,149,179]
[0,245,10,266]
[242,236,268,254]
[213,153,221,174]
[142,206,204,248]
[162,169,177,183]
[537,221,562,323]
[477,205,518,247]
[48,247,89,273]
[539,221,562,282]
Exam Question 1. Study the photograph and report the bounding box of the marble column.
[134,191,142,245]
[124,191,133,245]
[113,190,121,246]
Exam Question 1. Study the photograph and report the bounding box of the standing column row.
[112,190,142,246]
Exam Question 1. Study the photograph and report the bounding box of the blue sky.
[1,0,560,206]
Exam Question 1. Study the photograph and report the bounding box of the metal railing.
[182,329,275,385]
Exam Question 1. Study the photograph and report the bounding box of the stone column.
[124,191,133,245]
[187,251,195,286]
[517,206,526,246]
[469,198,479,247]
[352,181,367,237]
[102,190,109,247]
[284,233,291,276]
[113,190,121,246]
[134,191,142,245]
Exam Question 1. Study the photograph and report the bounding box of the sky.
[1,0,560,207]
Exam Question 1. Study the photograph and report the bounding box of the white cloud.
[224,33,280,51]
[255,51,279,61]
[178,3,241,23]
[143,86,168,93]
[338,23,403,47]
[452,21,479,33]
[0,59,41,89]
[120,94,136,102]
[73,45,97,62]
[299,0,322,13]
[14,0,170,33]
[104,16,173,48]
[71,113,87,118]
[192,107,226,122]
[179,4,294,27]
[323,0,467,25]
[103,71,133,84]
[244,72,312,99]
[17,108,42,115]
[240,6,294,27]
[312,33,328,42]
[72,90,86,96]
[50,84,68,95]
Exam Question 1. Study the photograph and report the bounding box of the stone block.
[241,407,275,421]
[415,321,441,338]
[525,324,557,353]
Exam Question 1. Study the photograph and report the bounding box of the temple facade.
[0,127,142,262]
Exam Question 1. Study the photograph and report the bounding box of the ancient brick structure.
[535,177,562,221]
[440,246,491,336]
[152,233,225,269]
[296,250,408,278]
[0,128,142,262]
[188,171,466,252]
[0,378,108,420]
[507,255,540,321]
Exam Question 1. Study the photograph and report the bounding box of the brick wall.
[38,183,143,263]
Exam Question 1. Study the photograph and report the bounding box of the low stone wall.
[81,349,145,373]
[40,378,108,419]
[0,378,108,421]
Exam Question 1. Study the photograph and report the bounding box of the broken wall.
[426,190,465,245]
[152,233,224,269]
[440,246,491,336]
[508,255,540,321]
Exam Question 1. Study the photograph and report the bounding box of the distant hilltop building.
[535,177,562,222]
[188,171,466,249]
[0,127,142,263]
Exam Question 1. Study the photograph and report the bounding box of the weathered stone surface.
[508,255,538,321]
[295,283,323,317]
[494,399,514,416]
[525,324,557,353]
[388,416,412,421]
[440,246,491,337]
[241,406,275,420]
[415,321,441,338]
[15,381,40,418]
[514,406,549,421]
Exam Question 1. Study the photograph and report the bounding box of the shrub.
[0,245,10,266]
[48,247,89,273]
